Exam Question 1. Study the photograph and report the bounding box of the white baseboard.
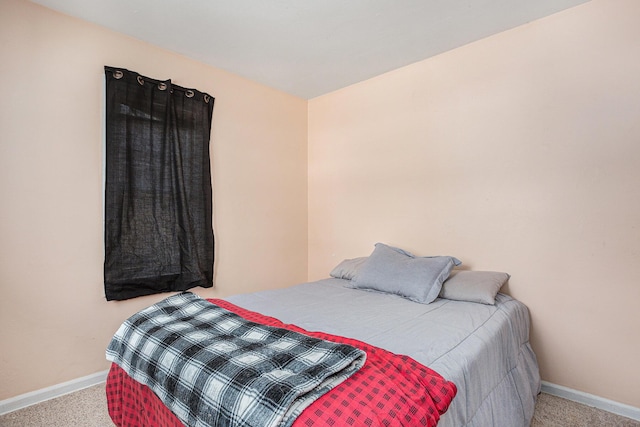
[0,370,109,416]
[541,381,640,421]
[3,374,638,421]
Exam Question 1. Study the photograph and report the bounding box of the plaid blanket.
[107,297,457,427]
[106,292,366,427]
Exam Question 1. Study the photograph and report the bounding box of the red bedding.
[106,299,456,426]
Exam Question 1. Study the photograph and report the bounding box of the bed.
[106,244,541,427]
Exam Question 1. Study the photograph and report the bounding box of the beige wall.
[309,0,640,407]
[0,0,308,399]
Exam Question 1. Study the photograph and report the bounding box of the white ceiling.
[30,0,589,99]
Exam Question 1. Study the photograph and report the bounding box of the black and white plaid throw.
[106,292,366,427]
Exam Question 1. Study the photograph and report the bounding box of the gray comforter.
[226,278,541,427]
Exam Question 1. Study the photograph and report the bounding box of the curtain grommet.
[137,76,144,86]
[158,82,167,91]
[186,90,195,98]
[113,70,123,79]
[204,94,210,103]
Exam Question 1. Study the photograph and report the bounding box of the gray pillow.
[330,257,368,280]
[351,243,461,304]
[439,270,510,305]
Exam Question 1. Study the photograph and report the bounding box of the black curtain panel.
[104,66,215,301]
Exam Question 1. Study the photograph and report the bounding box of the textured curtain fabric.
[104,66,214,301]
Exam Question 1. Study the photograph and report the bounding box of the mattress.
[225,278,541,427]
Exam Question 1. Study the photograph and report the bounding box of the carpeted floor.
[0,384,111,427]
[531,393,639,427]
[1,384,638,427]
